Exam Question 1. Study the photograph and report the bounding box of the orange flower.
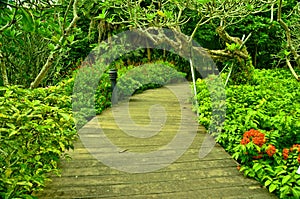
[241,138,250,145]
[253,154,263,159]
[266,144,276,157]
[240,129,265,147]
[291,144,300,152]
[283,148,289,160]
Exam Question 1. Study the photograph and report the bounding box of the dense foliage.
[0,81,76,198]
[194,69,300,198]
[0,0,300,198]
[0,61,185,198]
[73,61,186,128]
[116,62,186,100]
[1,0,300,87]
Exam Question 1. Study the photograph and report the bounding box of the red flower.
[283,148,289,160]
[291,144,300,152]
[241,138,250,145]
[266,144,276,157]
[253,154,263,159]
[298,154,300,164]
[240,129,265,147]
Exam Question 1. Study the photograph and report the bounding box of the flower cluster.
[283,144,300,163]
[290,144,300,152]
[265,144,276,157]
[240,129,266,147]
[283,148,289,160]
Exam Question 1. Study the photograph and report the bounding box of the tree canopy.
[0,0,299,87]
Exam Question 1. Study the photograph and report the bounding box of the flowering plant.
[233,129,276,163]
[282,144,300,164]
[233,129,300,198]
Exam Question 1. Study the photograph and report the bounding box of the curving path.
[34,83,277,198]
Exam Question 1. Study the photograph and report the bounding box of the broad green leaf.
[292,187,300,198]
[253,163,262,172]
[20,8,35,32]
[269,184,277,192]
[59,112,70,121]
[16,181,33,187]
[264,180,272,186]
[282,175,291,184]
[67,35,75,43]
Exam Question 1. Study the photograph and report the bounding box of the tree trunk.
[30,50,57,89]
[29,0,79,88]
[0,57,9,86]
[277,0,300,80]
[144,39,151,61]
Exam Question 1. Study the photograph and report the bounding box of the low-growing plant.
[116,62,186,101]
[194,68,300,198]
[72,61,186,129]
[0,83,77,198]
[235,140,300,198]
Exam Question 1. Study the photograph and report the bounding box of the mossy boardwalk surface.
[35,83,277,198]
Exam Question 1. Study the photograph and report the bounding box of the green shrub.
[116,61,186,100]
[72,61,186,129]
[0,82,77,198]
[194,68,300,198]
[0,61,186,198]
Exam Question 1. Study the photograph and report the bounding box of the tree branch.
[30,0,80,88]
[286,57,299,81]
[277,0,300,68]
[0,8,18,33]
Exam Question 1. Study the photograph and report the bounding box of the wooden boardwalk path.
[35,83,277,198]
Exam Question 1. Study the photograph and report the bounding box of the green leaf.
[67,35,75,43]
[48,43,55,51]
[59,112,71,121]
[276,170,287,176]
[5,168,13,177]
[59,142,65,151]
[9,130,19,137]
[292,187,300,198]
[253,163,262,172]
[16,181,33,187]
[269,183,277,193]
[232,153,239,160]
[282,175,291,184]
[280,185,290,196]
[6,123,16,129]
[94,9,107,20]
[51,35,60,43]
[283,50,291,56]
[20,8,35,32]
[264,180,272,187]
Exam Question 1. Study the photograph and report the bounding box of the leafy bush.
[72,61,185,129]
[0,60,186,198]
[0,81,77,198]
[194,68,300,198]
[71,67,112,129]
[116,62,186,100]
